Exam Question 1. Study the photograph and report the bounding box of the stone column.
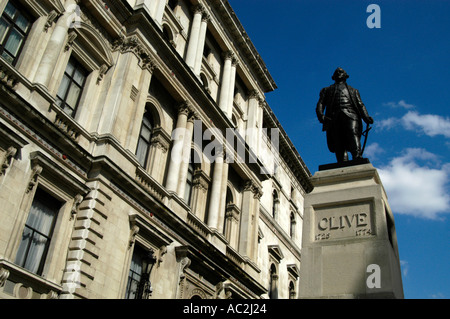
[226,59,237,118]
[238,180,262,260]
[218,51,233,114]
[147,128,171,184]
[185,5,203,70]
[207,147,224,230]
[177,112,196,197]
[165,103,190,192]
[96,48,139,137]
[190,169,210,221]
[239,180,255,257]
[217,162,229,233]
[224,204,240,249]
[193,13,209,75]
[246,90,260,151]
[34,0,78,87]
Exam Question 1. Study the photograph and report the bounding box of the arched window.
[184,150,200,206]
[272,190,279,219]
[223,187,233,235]
[290,212,296,238]
[184,161,194,205]
[268,264,278,299]
[136,109,154,167]
[289,281,296,299]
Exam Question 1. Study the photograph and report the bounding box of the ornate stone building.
[0,0,312,299]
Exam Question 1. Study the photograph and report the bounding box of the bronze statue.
[316,67,374,163]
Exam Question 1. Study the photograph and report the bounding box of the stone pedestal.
[299,162,404,299]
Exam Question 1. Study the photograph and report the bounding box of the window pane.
[63,105,74,117]
[15,13,30,33]
[142,115,152,130]
[136,138,149,166]
[125,247,144,299]
[3,28,23,57]
[3,3,16,19]
[56,75,71,100]
[22,232,48,274]
[0,19,10,44]
[1,50,13,64]
[65,58,75,76]
[65,83,82,108]
[14,189,61,275]
[140,125,152,141]
[14,227,32,268]
[73,68,86,86]
[26,194,59,237]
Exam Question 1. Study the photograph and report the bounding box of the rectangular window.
[15,188,61,275]
[125,245,146,299]
[0,1,32,65]
[56,57,88,117]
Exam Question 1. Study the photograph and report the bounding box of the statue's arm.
[355,90,374,124]
[316,88,326,123]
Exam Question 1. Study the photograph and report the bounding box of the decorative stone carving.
[96,64,108,84]
[179,256,191,282]
[128,225,139,249]
[70,194,83,220]
[0,146,17,175]
[27,164,43,193]
[112,34,155,71]
[64,31,77,51]
[44,10,59,32]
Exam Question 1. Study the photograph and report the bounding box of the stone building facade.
[0,0,312,299]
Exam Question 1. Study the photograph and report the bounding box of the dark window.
[0,1,32,65]
[56,57,88,117]
[136,111,154,167]
[272,190,278,219]
[184,161,194,205]
[290,212,296,238]
[125,245,156,299]
[125,245,145,299]
[15,188,61,275]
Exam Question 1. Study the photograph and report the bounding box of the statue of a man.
[316,67,374,163]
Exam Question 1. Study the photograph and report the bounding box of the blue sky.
[228,0,450,299]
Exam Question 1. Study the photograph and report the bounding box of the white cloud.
[377,148,450,220]
[401,111,450,138]
[383,100,415,109]
[378,117,400,131]
[364,142,384,160]
[377,110,450,138]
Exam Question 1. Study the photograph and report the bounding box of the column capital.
[222,50,234,61]
[187,110,199,123]
[178,101,192,116]
[243,180,263,199]
[248,89,260,100]
[202,12,210,22]
[191,4,205,15]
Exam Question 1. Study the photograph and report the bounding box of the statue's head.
[332,67,349,82]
